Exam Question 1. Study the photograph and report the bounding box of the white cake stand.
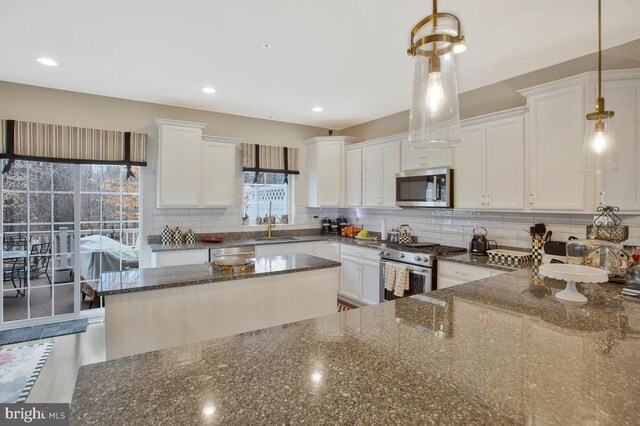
[538,264,608,303]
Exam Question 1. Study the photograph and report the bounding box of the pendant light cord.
[598,0,602,100]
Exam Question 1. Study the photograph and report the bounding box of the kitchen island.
[93,253,340,360]
[72,268,640,425]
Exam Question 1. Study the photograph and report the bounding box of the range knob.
[399,253,405,258]
[415,256,422,262]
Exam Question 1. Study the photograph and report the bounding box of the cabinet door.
[202,141,236,207]
[362,145,382,206]
[599,79,640,211]
[360,259,380,305]
[381,141,400,207]
[402,143,453,170]
[455,124,485,209]
[339,255,361,300]
[346,148,362,206]
[485,116,525,210]
[318,141,342,207]
[158,125,202,207]
[528,85,585,210]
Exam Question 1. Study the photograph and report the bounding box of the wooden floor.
[0,323,106,403]
[3,276,98,322]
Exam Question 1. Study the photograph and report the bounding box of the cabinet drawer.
[154,249,209,267]
[339,244,379,262]
[437,275,466,290]
[438,261,492,282]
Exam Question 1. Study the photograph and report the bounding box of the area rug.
[0,319,88,345]
[0,342,53,403]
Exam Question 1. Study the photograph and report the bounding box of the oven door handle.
[380,260,431,276]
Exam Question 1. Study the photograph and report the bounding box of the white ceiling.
[1,0,640,129]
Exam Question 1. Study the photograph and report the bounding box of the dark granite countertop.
[147,234,382,252]
[438,251,526,272]
[94,254,340,296]
[72,268,640,425]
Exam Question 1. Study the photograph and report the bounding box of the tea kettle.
[469,227,497,256]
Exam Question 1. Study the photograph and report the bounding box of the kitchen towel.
[394,265,410,297]
[384,263,396,291]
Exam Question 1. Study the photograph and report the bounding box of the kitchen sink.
[253,237,298,241]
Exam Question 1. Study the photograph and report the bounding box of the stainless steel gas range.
[378,242,466,301]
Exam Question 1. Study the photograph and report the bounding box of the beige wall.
[0,81,328,241]
[341,38,640,140]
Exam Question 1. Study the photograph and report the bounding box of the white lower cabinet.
[151,249,209,268]
[437,261,499,289]
[339,245,380,305]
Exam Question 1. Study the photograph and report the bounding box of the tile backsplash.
[148,204,640,249]
[344,208,640,249]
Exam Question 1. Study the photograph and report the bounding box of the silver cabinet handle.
[528,193,534,205]
[481,195,485,206]
[600,192,606,206]
[485,194,490,206]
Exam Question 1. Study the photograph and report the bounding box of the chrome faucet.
[266,201,275,239]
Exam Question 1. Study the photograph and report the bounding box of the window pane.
[29,193,52,223]
[3,192,27,224]
[80,165,101,192]
[102,194,121,222]
[29,162,52,191]
[54,193,75,223]
[122,195,139,222]
[53,163,74,191]
[122,166,140,193]
[3,160,27,191]
[102,165,121,193]
[80,194,101,222]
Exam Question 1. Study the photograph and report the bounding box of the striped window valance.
[241,143,299,184]
[0,120,147,177]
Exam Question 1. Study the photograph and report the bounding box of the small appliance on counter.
[469,227,497,256]
[321,217,332,234]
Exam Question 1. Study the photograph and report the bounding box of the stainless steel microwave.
[396,168,453,208]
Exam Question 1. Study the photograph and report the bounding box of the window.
[242,172,294,225]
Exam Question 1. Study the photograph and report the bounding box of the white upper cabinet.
[361,139,400,207]
[306,136,362,208]
[156,119,206,208]
[596,74,640,211]
[454,108,526,210]
[485,115,525,210]
[520,80,587,211]
[156,119,239,208]
[202,136,240,207]
[455,124,485,209]
[401,143,452,171]
[362,144,382,207]
[346,148,362,206]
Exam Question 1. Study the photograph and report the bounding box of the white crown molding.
[517,68,640,98]
[461,106,528,128]
[202,135,241,144]
[348,132,408,149]
[303,136,364,145]
[154,118,208,129]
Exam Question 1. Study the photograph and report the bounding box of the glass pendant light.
[407,0,466,149]
[584,0,616,172]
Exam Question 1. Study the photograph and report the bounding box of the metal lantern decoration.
[407,0,466,149]
[584,0,616,172]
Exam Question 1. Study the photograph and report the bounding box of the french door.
[1,161,140,328]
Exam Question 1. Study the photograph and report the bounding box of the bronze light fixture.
[407,0,466,149]
[585,0,616,172]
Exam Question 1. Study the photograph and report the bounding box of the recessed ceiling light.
[36,57,58,67]
[201,87,216,94]
[262,43,272,51]
[312,106,323,112]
